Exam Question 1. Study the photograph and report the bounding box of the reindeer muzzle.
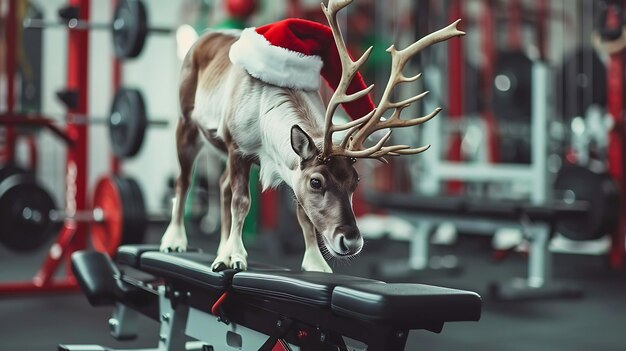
[332,225,363,256]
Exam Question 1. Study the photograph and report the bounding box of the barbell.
[68,88,169,158]
[23,0,171,59]
[0,88,169,159]
[0,171,150,255]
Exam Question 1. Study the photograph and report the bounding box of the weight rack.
[0,0,152,295]
[0,0,90,295]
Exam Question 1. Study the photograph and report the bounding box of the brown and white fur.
[161,0,465,272]
[160,31,362,272]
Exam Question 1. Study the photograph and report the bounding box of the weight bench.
[61,244,481,351]
[366,193,585,301]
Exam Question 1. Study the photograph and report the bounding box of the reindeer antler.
[320,0,376,159]
[320,0,465,162]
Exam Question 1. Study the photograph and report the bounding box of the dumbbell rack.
[0,0,92,294]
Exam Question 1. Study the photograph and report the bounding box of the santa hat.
[229,18,375,120]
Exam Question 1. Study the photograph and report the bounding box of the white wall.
[113,0,181,213]
[31,0,182,212]
[31,0,69,207]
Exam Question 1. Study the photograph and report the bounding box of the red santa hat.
[228,18,375,120]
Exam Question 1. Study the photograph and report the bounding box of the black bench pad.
[139,252,287,291]
[116,245,201,268]
[331,283,481,327]
[232,271,383,306]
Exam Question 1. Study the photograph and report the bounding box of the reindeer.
[160,0,464,272]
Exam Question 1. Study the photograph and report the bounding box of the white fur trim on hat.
[229,28,324,91]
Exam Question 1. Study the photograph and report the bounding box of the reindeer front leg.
[214,166,232,264]
[211,150,250,271]
[161,118,201,252]
[297,204,332,273]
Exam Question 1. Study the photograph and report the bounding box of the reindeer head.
[290,125,363,257]
[288,0,464,259]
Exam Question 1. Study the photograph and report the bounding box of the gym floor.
[1,224,625,351]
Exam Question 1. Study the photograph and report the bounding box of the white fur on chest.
[191,69,325,189]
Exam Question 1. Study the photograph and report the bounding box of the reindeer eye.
[310,178,323,190]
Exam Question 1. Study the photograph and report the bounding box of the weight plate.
[109,88,148,159]
[557,47,606,123]
[91,177,124,256]
[492,50,532,123]
[123,176,147,245]
[554,165,620,241]
[91,175,147,256]
[113,0,148,58]
[0,164,28,183]
[113,176,138,247]
[115,176,138,246]
[0,174,56,251]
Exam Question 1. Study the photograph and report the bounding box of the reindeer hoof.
[160,227,188,253]
[302,265,333,273]
[212,262,228,272]
[160,245,187,253]
[232,261,246,271]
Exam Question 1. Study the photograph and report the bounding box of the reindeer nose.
[335,226,363,255]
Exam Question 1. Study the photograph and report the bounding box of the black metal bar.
[0,115,75,145]
[24,18,170,34]
[23,18,111,30]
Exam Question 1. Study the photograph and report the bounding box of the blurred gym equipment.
[23,0,172,59]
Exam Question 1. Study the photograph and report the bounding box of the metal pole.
[605,0,626,269]
[530,63,550,205]
[409,221,432,270]
[63,0,90,277]
[445,0,464,194]
[4,0,18,163]
[527,224,551,287]
[481,0,499,163]
[607,43,626,269]
[111,0,122,174]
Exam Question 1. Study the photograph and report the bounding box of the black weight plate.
[557,47,606,123]
[113,0,148,58]
[0,174,56,251]
[554,165,620,241]
[0,164,28,183]
[112,176,135,248]
[123,176,147,245]
[120,176,140,245]
[492,50,532,123]
[109,88,148,158]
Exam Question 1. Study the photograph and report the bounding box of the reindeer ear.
[291,125,318,161]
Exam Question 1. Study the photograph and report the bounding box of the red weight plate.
[91,177,124,256]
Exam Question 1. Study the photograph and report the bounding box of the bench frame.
[60,251,469,351]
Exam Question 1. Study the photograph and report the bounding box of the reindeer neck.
[256,88,325,190]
